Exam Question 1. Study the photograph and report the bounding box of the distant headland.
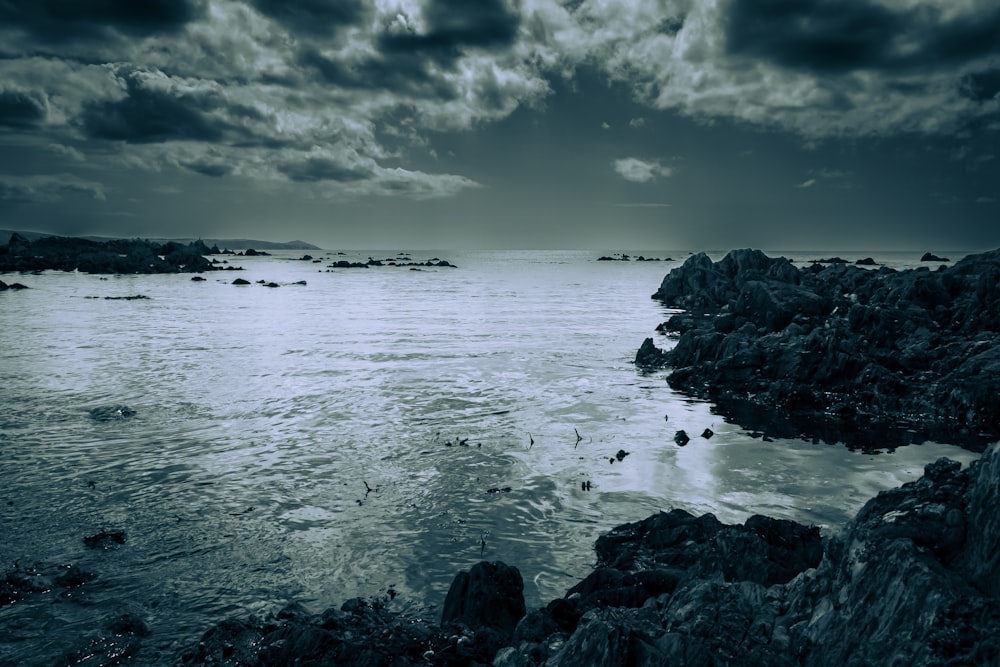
[0,229,320,251]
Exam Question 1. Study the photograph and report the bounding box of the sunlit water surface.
[0,249,980,664]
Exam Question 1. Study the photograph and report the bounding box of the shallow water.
[0,249,980,663]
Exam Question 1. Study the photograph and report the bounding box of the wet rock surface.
[179,444,1000,666]
[641,248,1000,449]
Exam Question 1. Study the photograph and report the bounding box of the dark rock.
[643,248,1000,450]
[921,252,950,262]
[496,444,1000,667]
[2,563,98,606]
[615,449,629,462]
[856,257,877,265]
[60,611,150,666]
[83,530,126,548]
[89,405,136,421]
[190,276,206,281]
[701,428,714,438]
[240,248,270,256]
[674,430,690,446]
[0,235,220,274]
[635,337,669,368]
[232,278,251,285]
[263,282,279,288]
[442,560,526,640]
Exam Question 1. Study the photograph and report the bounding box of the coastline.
[3,248,996,660]
[175,249,1000,665]
[637,247,1000,451]
[178,443,999,666]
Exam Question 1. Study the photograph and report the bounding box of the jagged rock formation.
[495,445,1000,666]
[640,248,1000,449]
[178,444,999,666]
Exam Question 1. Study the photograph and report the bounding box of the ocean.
[0,248,978,664]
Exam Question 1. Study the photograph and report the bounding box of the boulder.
[441,560,526,639]
[89,405,136,421]
[634,337,668,367]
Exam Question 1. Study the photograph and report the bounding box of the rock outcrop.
[495,444,1000,666]
[0,233,223,274]
[641,248,1000,449]
[180,444,1000,666]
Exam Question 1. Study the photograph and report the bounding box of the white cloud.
[613,157,673,183]
[795,178,817,189]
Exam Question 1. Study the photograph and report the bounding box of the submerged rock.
[84,530,126,549]
[642,248,1000,449]
[88,406,136,421]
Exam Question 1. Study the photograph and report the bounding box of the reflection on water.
[0,249,982,663]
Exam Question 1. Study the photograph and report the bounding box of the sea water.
[0,249,979,663]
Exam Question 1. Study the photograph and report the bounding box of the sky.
[0,0,998,250]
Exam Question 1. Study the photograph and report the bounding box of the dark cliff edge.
[636,248,1000,451]
[176,444,999,666]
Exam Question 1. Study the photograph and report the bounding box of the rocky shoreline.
[635,248,1000,450]
[174,443,998,666]
[0,233,233,274]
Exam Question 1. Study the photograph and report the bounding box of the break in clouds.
[0,0,998,206]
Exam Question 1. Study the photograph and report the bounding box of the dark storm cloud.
[299,0,521,100]
[182,161,231,178]
[277,157,373,183]
[960,68,1000,103]
[725,0,1000,72]
[379,0,520,63]
[0,0,204,43]
[245,0,366,36]
[725,0,901,72]
[79,70,225,143]
[0,88,47,127]
[298,47,458,99]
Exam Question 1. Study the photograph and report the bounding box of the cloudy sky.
[0,0,997,250]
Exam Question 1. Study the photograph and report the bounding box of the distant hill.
[0,229,320,251]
